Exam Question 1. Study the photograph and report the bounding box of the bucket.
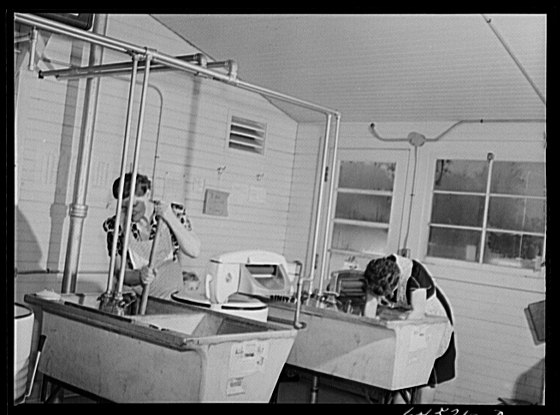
[14,303,34,401]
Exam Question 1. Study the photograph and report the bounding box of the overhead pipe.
[15,13,336,115]
[15,13,237,86]
[369,118,546,143]
[481,14,546,106]
[61,14,108,293]
[38,53,207,79]
[16,12,341,321]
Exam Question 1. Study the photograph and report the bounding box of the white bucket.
[14,303,34,401]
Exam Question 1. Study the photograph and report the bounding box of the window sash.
[428,157,545,269]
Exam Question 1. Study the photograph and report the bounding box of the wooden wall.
[13,14,546,405]
[15,14,301,299]
[292,121,546,404]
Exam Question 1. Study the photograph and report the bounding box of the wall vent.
[228,115,266,155]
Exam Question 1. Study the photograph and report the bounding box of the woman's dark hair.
[112,173,151,199]
[364,256,401,298]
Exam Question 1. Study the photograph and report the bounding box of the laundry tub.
[267,301,449,391]
[14,303,34,401]
[24,292,298,403]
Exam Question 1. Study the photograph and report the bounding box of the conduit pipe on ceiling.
[481,14,546,106]
[369,118,546,143]
[369,118,546,257]
[15,13,340,308]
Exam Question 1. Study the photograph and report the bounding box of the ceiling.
[152,14,546,123]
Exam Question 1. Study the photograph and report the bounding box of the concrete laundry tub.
[24,292,297,403]
[266,301,449,392]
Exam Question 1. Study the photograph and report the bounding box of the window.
[427,157,546,270]
[326,149,408,272]
[331,161,395,255]
[227,115,266,155]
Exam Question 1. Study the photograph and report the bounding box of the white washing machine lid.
[171,291,268,310]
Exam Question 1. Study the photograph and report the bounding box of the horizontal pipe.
[15,13,339,116]
[16,269,109,275]
[14,12,341,308]
[370,118,546,143]
[39,53,207,79]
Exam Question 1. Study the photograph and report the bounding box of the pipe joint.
[226,59,238,78]
[195,53,208,67]
[143,47,157,61]
[68,204,89,218]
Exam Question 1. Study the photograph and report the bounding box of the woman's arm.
[157,202,201,258]
[113,255,155,286]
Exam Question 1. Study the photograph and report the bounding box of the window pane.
[427,227,481,262]
[335,193,392,223]
[431,194,485,227]
[434,159,488,192]
[491,162,545,197]
[485,231,544,269]
[331,223,388,254]
[488,197,546,233]
[339,161,395,191]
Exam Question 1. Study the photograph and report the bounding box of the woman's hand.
[153,200,201,258]
[153,200,172,222]
[139,265,156,285]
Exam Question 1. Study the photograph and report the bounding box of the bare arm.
[157,202,201,258]
[113,255,155,286]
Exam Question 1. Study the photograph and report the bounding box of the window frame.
[326,148,410,272]
[419,142,546,278]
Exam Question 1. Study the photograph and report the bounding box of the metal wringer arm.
[98,52,153,316]
[139,215,163,315]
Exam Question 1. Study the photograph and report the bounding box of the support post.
[61,14,108,293]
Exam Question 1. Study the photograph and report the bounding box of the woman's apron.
[126,220,183,299]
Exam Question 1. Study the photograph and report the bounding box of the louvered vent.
[228,115,266,155]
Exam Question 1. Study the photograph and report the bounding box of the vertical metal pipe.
[306,114,332,297]
[104,55,139,294]
[28,27,37,71]
[479,152,495,264]
[61,14,108,293]
[115,53,153,295]
[310,375,319,403]
[317,113,341,295]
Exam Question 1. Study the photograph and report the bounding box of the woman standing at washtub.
[102,173,201,299]
[364,254,456,404]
